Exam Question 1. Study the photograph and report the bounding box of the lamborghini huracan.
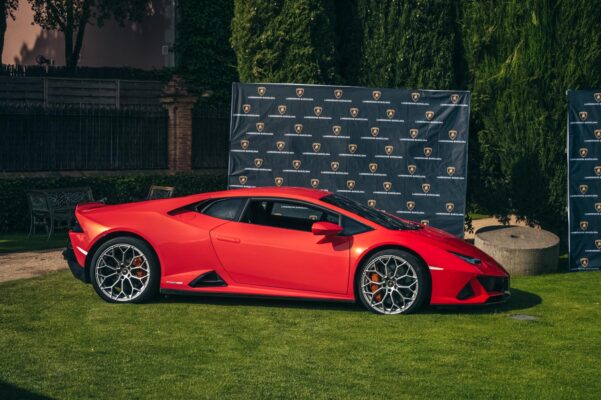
[64,187,510,314]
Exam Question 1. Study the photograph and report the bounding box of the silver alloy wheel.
[95,244,150,302]
[360,254,419,314]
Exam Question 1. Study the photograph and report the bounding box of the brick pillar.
[160,76,197,172]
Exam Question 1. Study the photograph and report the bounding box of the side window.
[241,199,338,232]
[201,198,246,221]
[341,216,372,236]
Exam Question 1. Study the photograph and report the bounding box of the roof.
[208,186,330,201]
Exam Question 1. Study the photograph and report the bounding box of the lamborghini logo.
[595,165,601,176]
[451,94,460,104]
[371,127,380,137]
[408,164,417,175]
[383,182,392,191]
[276,141,286,151]
[372,91,381,101]
[334,89,343,99]
[445,203,455,213]
[447,166,456,176]
[292,160,301,170]
[256,122,264,132]
[595,129,601,139]
[580,221,589,231]
[257,86,266,96]
[386,109,395,119]
[369,163,378,173]
[448,130,458,140]
[332,125,342,136]
[384,145,394,156]
[278,104,287,115]
[595,239,601,249]
[348,144,357,154]
[422,183,431,193]
[310,179,320,188]
[254,158,263,168]
[406,201,416,211]
[312,142,321,152]
[409,129,419,139]
[581,257,590,268]
[296,87,304,97]
[294,124,303,134]
[239,176,248,185]
[580,184,589,194]
[421,219,429,226]
[350,107,359,118]
[580,148,589,158]
[579,111,588,121]
[595,93,601,103]
[275,177,284,187]
[424,147,433,157]
[314,106,323,117]
[240,140,250,150]
[595,203,601,213]
[242,104,251,113]
[346,180,356,190]
[367,199,376,208]
[331,161,340,172]
[411,92,420,102]
[425,111,435,121]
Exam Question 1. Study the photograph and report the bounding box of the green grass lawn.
[0,233,68,254]
[0,271,600,399]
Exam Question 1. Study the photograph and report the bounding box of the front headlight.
[449,251,481,266]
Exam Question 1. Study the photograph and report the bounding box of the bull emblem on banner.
[383,182,392,191]
[276,141,286,151]
[278,105,287,115]
[580,184,589,194]
[451,94,460,104]
[406,201,416,211]
[274,177,284,187]
[372,91,381,101]
[238,176,248,185]
[314,106,323,117]
[240,140,250,150]
[595,166,601,176]
[595,93,601,103]
[294,124,303,134]
[350,107,359,118]
[447,167,456,176]
[422,183,431,193]
[371,127,380,137]
[411,92,420,102]
[310,179,320,188]
[580,148,589,158]
[242,104,251,113]
[257,86,266,96]
[580,221,589,231]
[421,219,429,226]
[580,258,590,268]
[367,199,377,208]
[346,180,356,190]
[595,203,601,213]
[409,129,419,139]
[408,164,417,175]
[579,111,588,121]
[448,130,458,140]
[595,240,601,249]
[292,160,301,170]
[312,142,321,152]
[384,145,394,156]
[386,109,395,119]
[254,158,263,168]
[296,87,304,97]
[369,163,378,173]
[424,147,433,157]
[330,161,340,172]
[332,125,342,135]
[425,111,435,121]
[348,144,357,154]
[595,129,601,139]
[445,203,455,213]
[334,89,343,99]
[256,122,264,132]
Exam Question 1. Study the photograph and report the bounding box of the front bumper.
[63,245,89,284]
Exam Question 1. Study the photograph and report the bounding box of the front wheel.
[356,249,430,315]
[90,237,160,303]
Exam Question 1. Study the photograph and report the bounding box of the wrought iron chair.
[27,190,51,239]
[147,185,175,200]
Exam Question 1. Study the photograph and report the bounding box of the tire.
[355,249,430,315]
[90,237,160,303]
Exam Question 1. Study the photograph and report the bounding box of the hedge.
[0,173,227,233]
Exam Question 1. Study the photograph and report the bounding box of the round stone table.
[474,226,560,276]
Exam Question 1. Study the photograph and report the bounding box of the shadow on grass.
[0,381,54,400]
[154,288,541,315]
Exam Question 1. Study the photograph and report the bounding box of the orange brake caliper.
[132,257,145,277]
[370,273,382,302]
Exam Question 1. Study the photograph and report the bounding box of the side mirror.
[311,221,343,236]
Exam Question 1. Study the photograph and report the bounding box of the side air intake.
[189,271,227,288]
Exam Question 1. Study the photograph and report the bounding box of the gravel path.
[0,249,66,283]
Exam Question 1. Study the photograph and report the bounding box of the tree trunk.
[0,9,7,64]
[65,0,75,70]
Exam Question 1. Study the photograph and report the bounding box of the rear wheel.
[356,249,429,315]
[90,237,159,303]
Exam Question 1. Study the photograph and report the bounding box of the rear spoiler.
[76,202,107,213]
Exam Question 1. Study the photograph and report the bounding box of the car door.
[209,198,351,294]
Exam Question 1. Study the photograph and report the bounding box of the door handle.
[215,235,240,244]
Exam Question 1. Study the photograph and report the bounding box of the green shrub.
[0,173,227,233]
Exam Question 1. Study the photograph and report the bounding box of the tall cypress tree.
[231,0,339,83]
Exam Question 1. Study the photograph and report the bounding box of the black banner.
[568,90,601,270]
[228,83,470,237]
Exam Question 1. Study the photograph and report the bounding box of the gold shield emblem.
[595,129,601,139]
[314,106,323,117]
[350,107,359,118]
[595,93,601,103]
[278,104,287,115]
[292,160,301,170]
[331,161,340,172]
[420,219,429,226]
[425,111,434,121]
[257,86,266,96]
[368,163,378,173]
[242,104,251,113]
[445,203,455,213]
[256,122,264,132]
[296,87,304,97]
[580,148,589,158]
[595,165,601,176]
[448,130,458,140]
[254,158,263,168]
[274,177,284,187]
[383,182,392,191]
[294,124,303,134]
[239,175,248,185]
[367,199,377,208]
[276,141,285,151]
[447,166,456,176]
[310,178,320,188]
[581,257,590,268]
[372,91,381,101]
[580,184,589,194]
[409,129,419,139]
[348,144,357,154]
[579,111,588,121]
[312,142,321,152]
[332,125,342,135]
[346,180,356,190]
[596,240,601,249]
[424,147,433,157]
[240,139,250,150]
[406,201,416,211]
[451,94,460,104]
[334,89,343,99]
[371,127,380,137]
[595,203,601,213]
[580,221,589,231]
[384,145,394,156]
[408,164,417,175]
[422,183,431,193]
[411,92,420,102]
[386,109,395,119]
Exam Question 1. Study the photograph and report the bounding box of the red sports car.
[64,187,509,314]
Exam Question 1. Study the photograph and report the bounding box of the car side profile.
[64,187,510,314]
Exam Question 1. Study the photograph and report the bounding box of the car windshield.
[321,194,420,231]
